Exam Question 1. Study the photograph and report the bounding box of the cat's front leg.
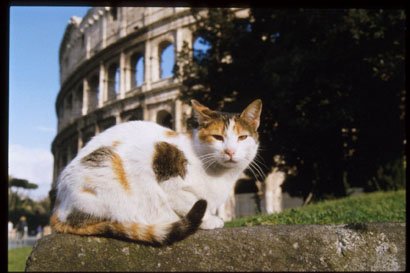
[200,211,224,229]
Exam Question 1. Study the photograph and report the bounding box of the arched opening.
[121,108,143,122]
[108,62,120,100]
[99,117,117,132]
[159,42,174,79]
[156,110,173,129]
[193,36,211,63]
[88,74,99,111]
[74,84,83,116]
[130,53,144,88]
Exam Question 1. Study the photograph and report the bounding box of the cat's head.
[191,99,262,170]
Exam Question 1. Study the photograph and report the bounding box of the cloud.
[8,144,54,201]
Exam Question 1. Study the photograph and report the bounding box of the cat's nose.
[224,148,235,158]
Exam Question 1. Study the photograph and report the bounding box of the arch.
[193,36,211,63]
[159,42,175,79]
[88,74,99,111]
[74,83,83,116]
[107,62,120,100]
[156,110,173,129]
[130,52,144,88]
[121,108,143,121]
[99,116,117,132]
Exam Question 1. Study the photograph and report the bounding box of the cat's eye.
[212,135,224,141]
[238,135,248,141]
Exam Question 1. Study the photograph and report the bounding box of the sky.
[9,6,91,200]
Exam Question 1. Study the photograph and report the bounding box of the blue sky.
[9,6,91,200]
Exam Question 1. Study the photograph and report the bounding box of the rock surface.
[26,223,405,272]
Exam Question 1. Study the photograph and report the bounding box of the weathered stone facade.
[52,7,287,219]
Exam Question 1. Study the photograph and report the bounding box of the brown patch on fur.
[152,142,188,182]
[197,119,226,143]
[111,153,130,192]
[82,146,130,192]
[82,186,97,195]
[66,209,105,228]
[234,116,259,141]
[81,146,114,168]
[165,130,178,137]
[112,140,122,148]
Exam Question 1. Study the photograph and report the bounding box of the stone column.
[264,168,285,214]
[101,8,108,48]
[119,7,127,37]
[82,78,89,115]
[99,62,106,107]
[143,40,152,90]
[77,130,83,150]
[115,112,122,124]
[119,51,127,99]
[174,99,182,132]
[85,33,91,59]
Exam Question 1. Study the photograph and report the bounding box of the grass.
[226,189,406,227]
[8,247,32,272]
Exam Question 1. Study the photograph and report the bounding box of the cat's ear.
[191,100,218,123]
[240,99,262,130]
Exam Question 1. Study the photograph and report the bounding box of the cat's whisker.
[253,160,266,177]
[253,157,268,171]
[247,164,259,180]
[249,161,265,180]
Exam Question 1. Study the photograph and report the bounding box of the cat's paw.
[200,215,224,229]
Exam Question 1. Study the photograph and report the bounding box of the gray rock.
[25,223,406,271]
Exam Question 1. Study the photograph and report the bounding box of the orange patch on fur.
[165,130,178,137]
[84,176,92,184]
[146,225,155,241]
[198,120,225,143]
[111,152,130,192]
[82,186,96,195]
[112,140,122,148]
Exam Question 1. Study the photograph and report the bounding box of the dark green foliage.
[9,176,51,233]
[176,8,406,201]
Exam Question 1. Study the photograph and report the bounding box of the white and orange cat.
[51,99,262,245]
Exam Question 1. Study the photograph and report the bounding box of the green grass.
[8,247,32,272]
[226,190,406,227]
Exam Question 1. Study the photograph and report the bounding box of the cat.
[51,99,262,245]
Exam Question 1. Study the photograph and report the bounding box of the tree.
[176,8,405,202]
[8,177,44,232]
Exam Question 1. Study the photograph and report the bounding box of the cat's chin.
[217,160,242,169]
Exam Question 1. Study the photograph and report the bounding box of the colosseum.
[52,7,293,220]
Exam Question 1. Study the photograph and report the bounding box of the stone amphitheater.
[52,7,296,220]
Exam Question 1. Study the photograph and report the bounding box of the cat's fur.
[51,99,262,245]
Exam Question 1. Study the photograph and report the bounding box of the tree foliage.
[8,177,50,232]
[176,8,405,201]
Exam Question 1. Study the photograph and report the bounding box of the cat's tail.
[50,199,207,245]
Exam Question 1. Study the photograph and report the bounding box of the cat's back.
[76,120,176,157]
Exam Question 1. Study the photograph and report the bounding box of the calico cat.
[51,99,262,245]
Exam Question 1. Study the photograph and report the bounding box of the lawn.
[8,247,32,272]
[226,189,406,227]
